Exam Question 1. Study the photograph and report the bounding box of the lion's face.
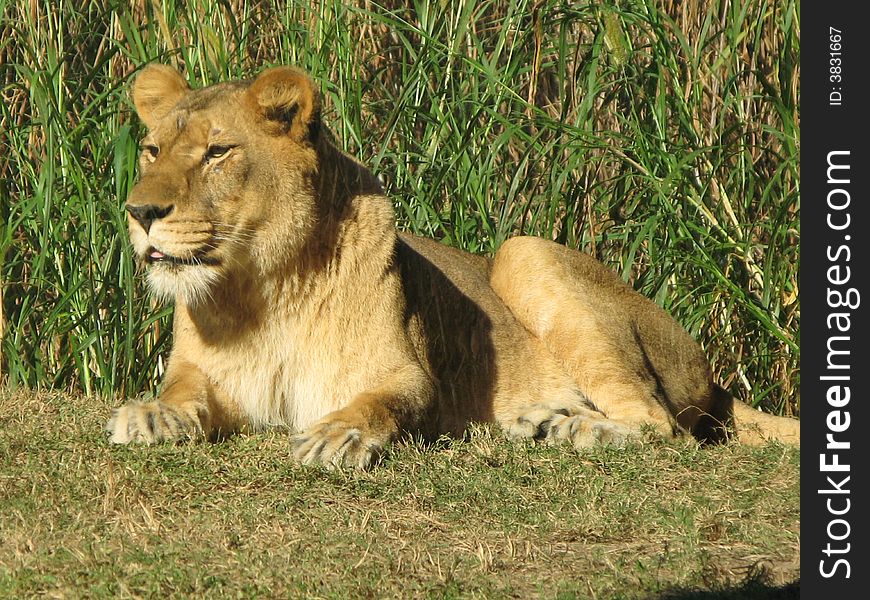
[126,65,321,305]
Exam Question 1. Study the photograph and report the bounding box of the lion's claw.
[292,420,384,469]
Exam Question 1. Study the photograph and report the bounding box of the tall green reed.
[0,0,799,414]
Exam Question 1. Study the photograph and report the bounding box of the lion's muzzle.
[126,203,174,234]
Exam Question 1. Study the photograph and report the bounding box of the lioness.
[107,64,799,468]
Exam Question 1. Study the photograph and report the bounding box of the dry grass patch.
[1,389,798,598]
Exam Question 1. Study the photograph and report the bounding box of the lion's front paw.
[106,401,207,444]
[291,419,386,470]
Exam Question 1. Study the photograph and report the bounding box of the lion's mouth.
[145,247,220,267]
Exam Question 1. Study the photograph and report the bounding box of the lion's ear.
[131,64,190,129]
[246,67,320,141]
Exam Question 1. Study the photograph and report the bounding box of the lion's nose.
[125,203,174,234]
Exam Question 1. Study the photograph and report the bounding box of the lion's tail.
[720,385,800,445]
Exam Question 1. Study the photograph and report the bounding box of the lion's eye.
[205,145,231,161]
[143,145,159,162]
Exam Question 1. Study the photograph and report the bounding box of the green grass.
[1,0,800,416]
[0,389,799,599]
[0,3,802,596]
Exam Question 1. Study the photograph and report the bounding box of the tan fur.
[107,64,800,467]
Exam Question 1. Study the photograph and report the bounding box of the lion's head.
[126,65,323,305]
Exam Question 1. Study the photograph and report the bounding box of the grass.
[0,3,801,594]
[1,0,800,416]
[0,389,799,599]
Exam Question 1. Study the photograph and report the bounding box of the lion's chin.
[146,264,221,307]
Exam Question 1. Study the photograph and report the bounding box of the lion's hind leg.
[504,398,634,448]
[490,237,712,442]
